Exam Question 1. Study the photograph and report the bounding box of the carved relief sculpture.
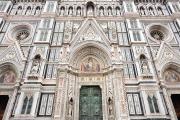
[80,57,100,72]
[68,97,73,117]
[108,97,113,117]
[0,70,16,83]
[164,70,180,82]
[30,59,40,74]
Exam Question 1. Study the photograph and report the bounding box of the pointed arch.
[69,44,112,69]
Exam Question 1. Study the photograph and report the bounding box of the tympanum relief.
[80,57,100,73]
[164,70,180,82]
[0,70,16,83]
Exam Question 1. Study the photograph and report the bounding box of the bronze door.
[79,86,103,120]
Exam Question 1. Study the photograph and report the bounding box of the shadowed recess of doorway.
[171,94,180,120]
[0,95,9,120]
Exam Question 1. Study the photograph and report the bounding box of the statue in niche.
[31,59,40,74]
[141,61,149,74]
[77,8,81,16]
[80,57,100,72]
[68,7,73,16]
[149,7,154,16]
[140,55,149,74]
[108,8,112,16]
[0,70,16,83]
[48,2,54,12]
[157,7,164,15]
[116,7,120,16]
[165,71,179,82]
[68,97,73,116]
[60,7,65,16]
[99,8,104,16]
[87,5,94,16]
[139,7,146,15]
[108,97,113,116]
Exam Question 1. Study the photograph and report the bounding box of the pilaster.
[54,66,68,120]
[112,67,129,120]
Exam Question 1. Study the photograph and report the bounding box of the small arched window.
[21,97,28,114]
[21,96,33,114]
[147,95,160,114]
[26,96,33,114]
[152,96,159,113]
[148,96,154,113]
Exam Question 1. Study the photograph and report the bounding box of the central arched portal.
[55,45,128,120]
[70,46,111,120]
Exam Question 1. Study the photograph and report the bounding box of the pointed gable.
[70,18,111,47]
[0,41,26,71]
[155,42,180,71]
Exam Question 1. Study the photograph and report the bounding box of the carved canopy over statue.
[80,57,100,72]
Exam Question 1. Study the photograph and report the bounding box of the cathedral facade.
[0,0,180,120]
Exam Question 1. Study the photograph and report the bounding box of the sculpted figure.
[116,8,120,16]
[87,6,94,16]
[60,7,65,16]
[31,60,40,74]
[68,97,73,116]
[99,8,104,16]
[108,97,113,116]
[77,8,81,16]
[141,61,149,74]
[68,8,73,16]
[108,8,112,16]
